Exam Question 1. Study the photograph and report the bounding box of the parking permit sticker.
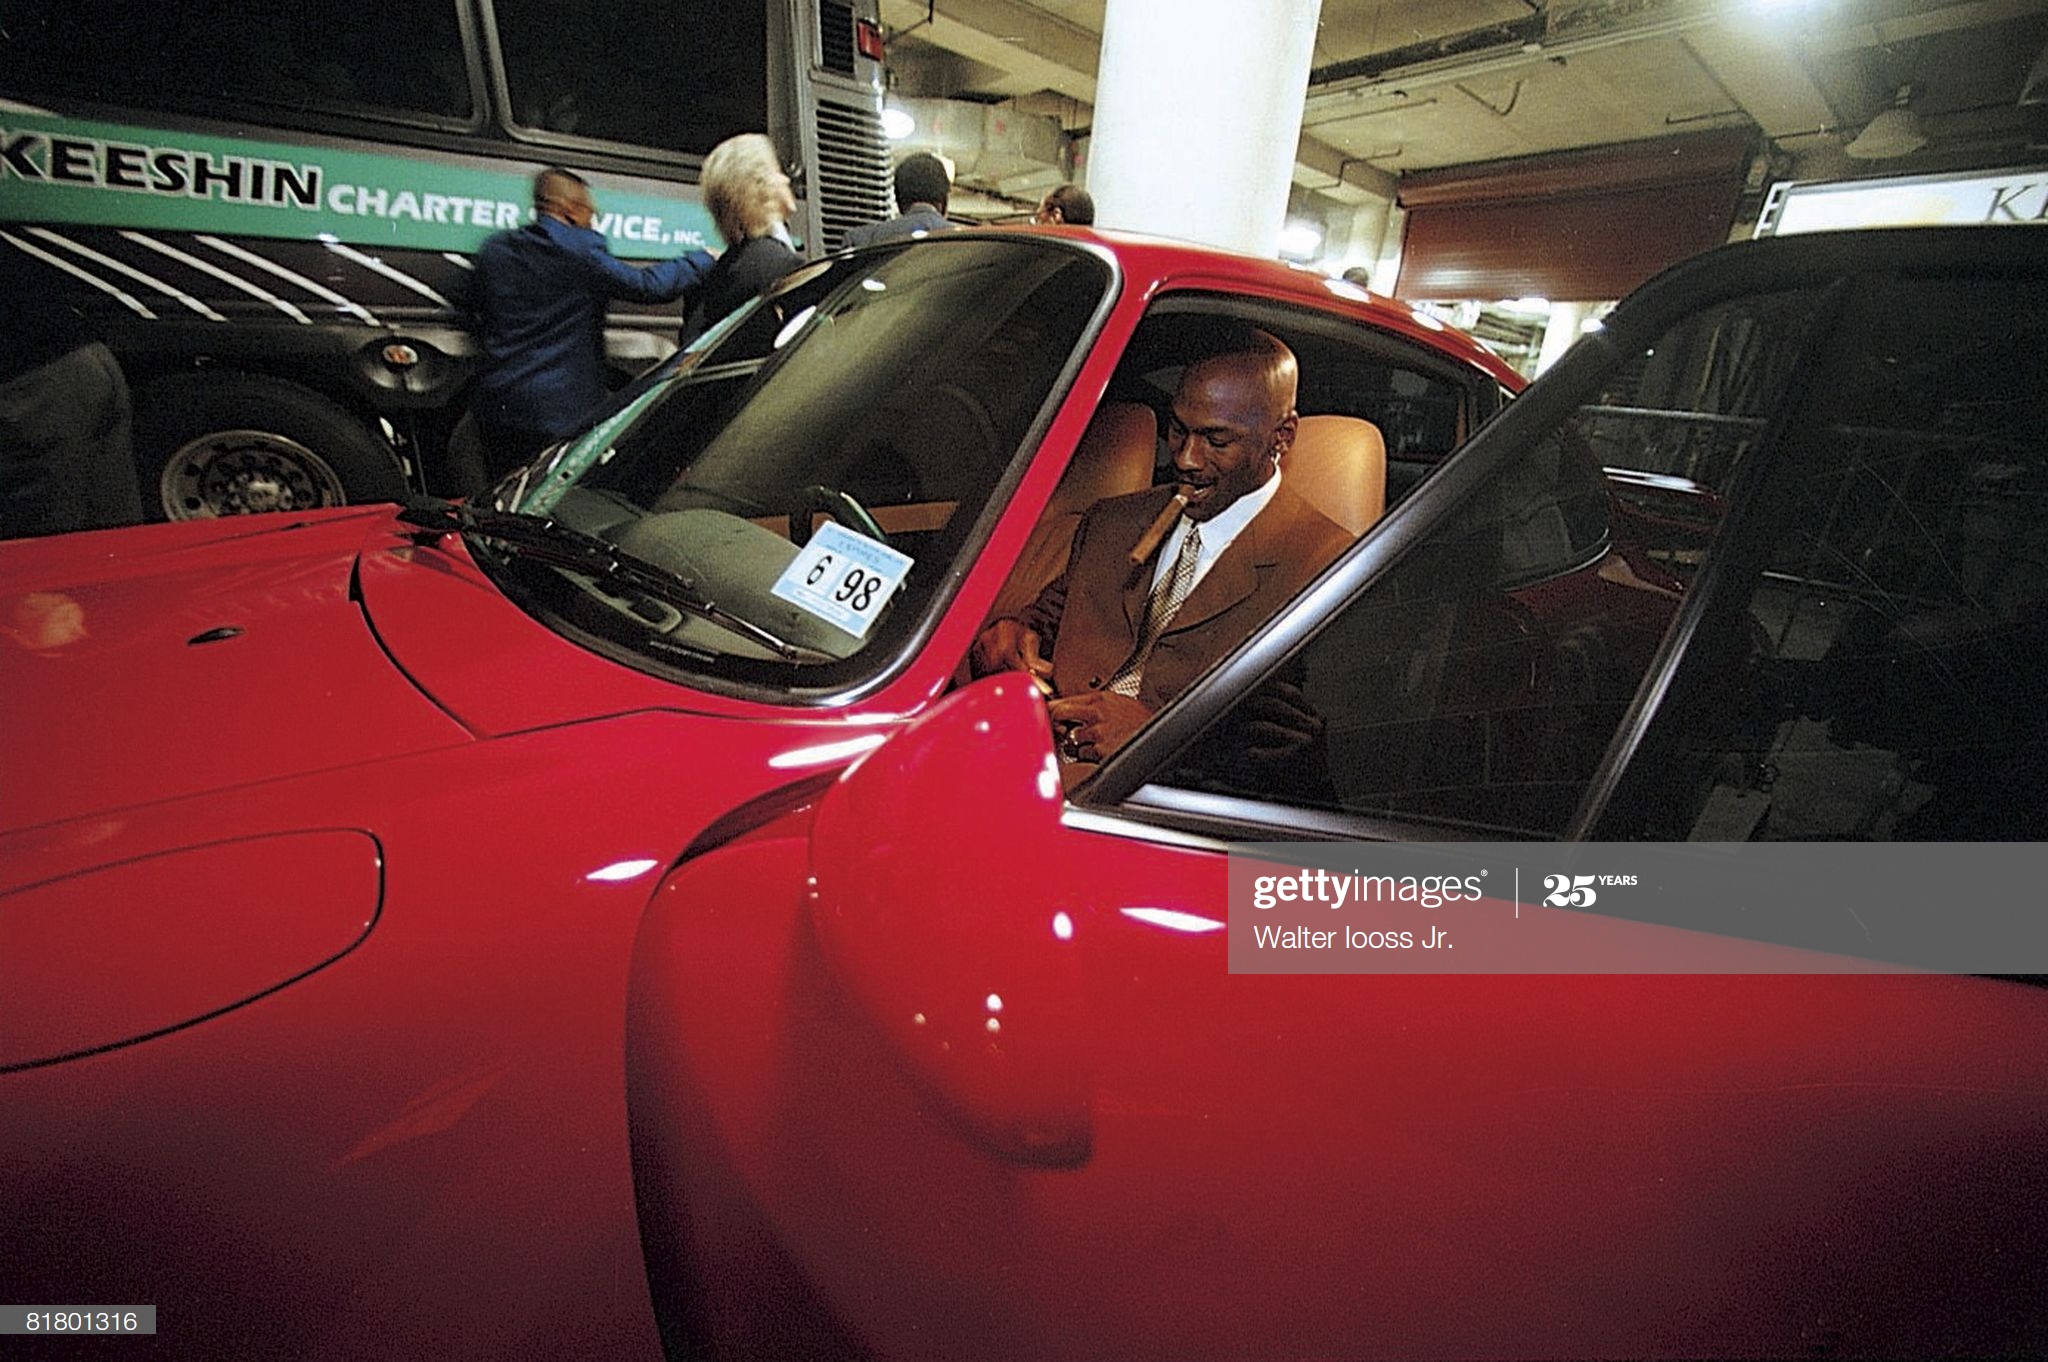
[770,521,915,639]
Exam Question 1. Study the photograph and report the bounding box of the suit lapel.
[1161,487,1298,636]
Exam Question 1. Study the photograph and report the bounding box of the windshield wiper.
[398,496,828,662]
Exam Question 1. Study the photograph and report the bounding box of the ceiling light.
[1846,87,1927,159]
[1278,222,1323,259]
[880,106,915,140]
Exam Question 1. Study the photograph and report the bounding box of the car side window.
[1153,288,1828,838]
[1603,272,2048,841]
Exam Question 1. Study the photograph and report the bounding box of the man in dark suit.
[463,167,714,481]
[842,153,956,246]
[973,329,1353,765]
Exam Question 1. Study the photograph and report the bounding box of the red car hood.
[0,510,471,833]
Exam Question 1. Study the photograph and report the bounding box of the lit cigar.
[1129,491,1189,567]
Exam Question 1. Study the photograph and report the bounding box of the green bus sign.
[0,110,716,256]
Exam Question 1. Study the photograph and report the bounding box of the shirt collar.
[1189,467,1281,549]
[1155,468,1281,583]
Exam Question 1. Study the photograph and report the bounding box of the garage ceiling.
[878,0,2048,216]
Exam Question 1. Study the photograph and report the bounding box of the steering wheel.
[789,485,889,548]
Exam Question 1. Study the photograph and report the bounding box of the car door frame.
[1069,226,2048,846]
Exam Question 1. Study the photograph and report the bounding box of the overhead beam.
[1804,0,2048,54]
[1681,26,1836,138]
[879,0,1102,101]
[879,0,1390,203]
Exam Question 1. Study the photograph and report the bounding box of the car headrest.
[982,402,1158,626]
[1287,415,1386,537]
[1051,402,1156,515]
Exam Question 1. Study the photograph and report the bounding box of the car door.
[628,228,2048,1362]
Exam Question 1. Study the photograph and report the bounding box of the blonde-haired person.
[688,133,802,340]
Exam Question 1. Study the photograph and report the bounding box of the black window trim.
[1567,274,1860,840]
[1076,228,2048,844]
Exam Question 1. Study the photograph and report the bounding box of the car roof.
[854,224,1529,391]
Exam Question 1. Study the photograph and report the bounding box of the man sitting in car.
[973,327,1353,764]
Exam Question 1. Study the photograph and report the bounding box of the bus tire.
[134,373,408,521]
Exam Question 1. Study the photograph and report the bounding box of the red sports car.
[4,226,2045,1359]
[1,230,1518,1356]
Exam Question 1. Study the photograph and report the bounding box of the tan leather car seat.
[987,401,1158,621]
[1287,415,1387,536]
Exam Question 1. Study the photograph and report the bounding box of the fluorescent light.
[1845,106,1927,159]
[1278,222,1323,259]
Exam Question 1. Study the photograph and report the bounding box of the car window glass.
[487,240,1109,694]
[1610,272,2048,841]
[1,0,473,123]
[495,0,763,154]
[1105,299,1493,510]
[1152,287,1827,838]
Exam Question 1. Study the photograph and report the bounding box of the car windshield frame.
[467,234,1121,706]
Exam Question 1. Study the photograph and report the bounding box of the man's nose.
[1170,432,1201,472]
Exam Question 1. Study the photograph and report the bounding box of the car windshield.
[472,237,1113,695]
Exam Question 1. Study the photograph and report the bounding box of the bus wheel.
[135,374,407,521]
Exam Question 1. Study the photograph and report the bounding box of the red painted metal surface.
[0,830,381,1068]
[0,710,915,1359]
[0,509,469,831]
[630,677,2048,1360]
[0,237,1536,1357]
[809,677,1092,1166]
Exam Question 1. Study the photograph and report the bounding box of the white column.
[1534,301,1597,376]
[1089,0,1324,257]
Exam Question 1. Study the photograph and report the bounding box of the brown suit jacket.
[1020,481,1354,711]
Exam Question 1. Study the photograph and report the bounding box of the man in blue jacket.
[465,167,714,481]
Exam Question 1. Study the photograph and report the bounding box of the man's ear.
[1271,411,1299,463]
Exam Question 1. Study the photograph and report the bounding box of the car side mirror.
[807,675,1094,1167]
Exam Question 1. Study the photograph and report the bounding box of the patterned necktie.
[1107,522,1202,697]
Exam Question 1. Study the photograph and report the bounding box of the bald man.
[973,329,1353,764]
[465,167,715,481]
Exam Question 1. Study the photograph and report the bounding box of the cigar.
[1129,491,1189,567]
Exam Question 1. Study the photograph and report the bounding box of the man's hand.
[971,617,1052,686]
[1047,690,1154,764]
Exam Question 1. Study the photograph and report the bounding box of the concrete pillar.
[1321,197,1394,281]
[1088,0,1324,257]
[1534,301,1597,376]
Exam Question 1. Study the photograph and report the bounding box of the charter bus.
[0,0,891,519]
